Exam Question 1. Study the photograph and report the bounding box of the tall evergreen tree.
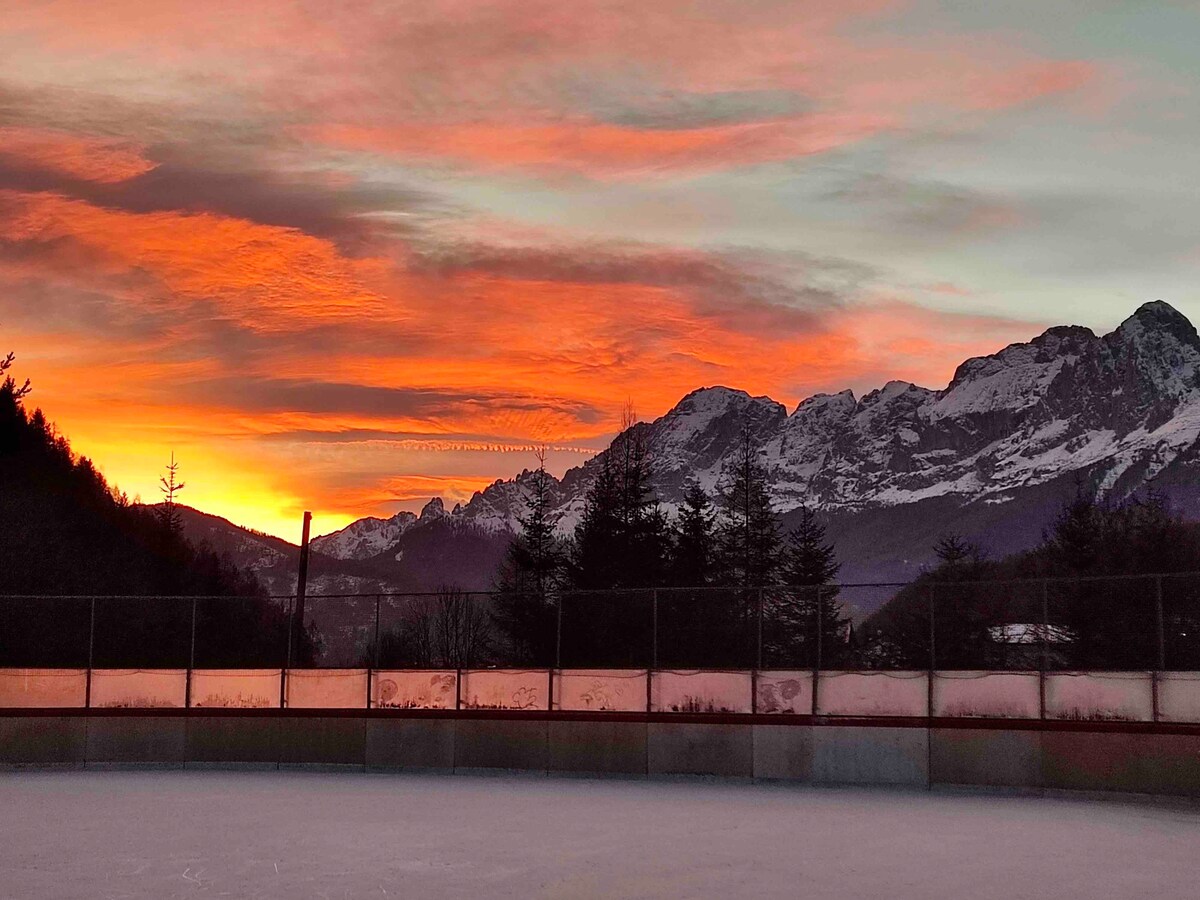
[157,452,186,536]
[670,481,717,586]
[564,406,669,665]
[717,425,780,588]
[569,407,669,591]
[765,506,847,666]
[493,449,565,664]
[569,452,624,590]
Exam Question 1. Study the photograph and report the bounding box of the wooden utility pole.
[291,511,312,664]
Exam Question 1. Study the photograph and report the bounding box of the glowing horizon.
[2,2,1198,540]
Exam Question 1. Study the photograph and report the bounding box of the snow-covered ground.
[2,772,1198,899]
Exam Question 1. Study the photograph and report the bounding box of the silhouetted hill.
[0,365,258,597]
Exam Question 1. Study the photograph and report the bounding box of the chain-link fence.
[3,574,1200,719]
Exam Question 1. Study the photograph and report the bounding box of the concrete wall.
[4,714,1200,800]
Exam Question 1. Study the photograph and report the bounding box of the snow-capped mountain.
[312,301,1200,583]
[311,509,419,560]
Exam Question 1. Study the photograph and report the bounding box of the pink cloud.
[0,126,156,183]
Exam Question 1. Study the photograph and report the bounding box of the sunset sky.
[2,1,1198,541]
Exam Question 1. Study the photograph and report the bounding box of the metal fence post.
[368,594,381,710]
[186,596,197,708]
[1039,581,1049,721]
[811,586,822,717]
[927,583,936,719]
[555,593,564,671]
[651,589,658,671]
[1153,575,1165,722]
[752,587,763,714]
[280,596,293,709]
[647,589,657,714]
[85,596,96,709]
[545,592,555,712]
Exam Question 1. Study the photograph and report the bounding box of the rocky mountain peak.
[1116,300,1200,347]
[419,497,447,520]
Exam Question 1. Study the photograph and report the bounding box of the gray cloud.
[176,376,606,423]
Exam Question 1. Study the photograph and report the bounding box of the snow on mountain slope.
[311,510,419,560]
[330,301,1200,548]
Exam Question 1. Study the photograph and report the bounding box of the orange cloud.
[0,126,156,183]
[308,114,894,178]
[0,190,393,330]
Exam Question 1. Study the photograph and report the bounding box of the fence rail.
[3,573,1200,673]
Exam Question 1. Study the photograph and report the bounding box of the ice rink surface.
[2,772,1198,899]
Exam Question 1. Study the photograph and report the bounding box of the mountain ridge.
[223,300,1200,593]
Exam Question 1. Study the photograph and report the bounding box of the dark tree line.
[0,355,303,667]
[492,419,848,668]
[860,488,1200,670]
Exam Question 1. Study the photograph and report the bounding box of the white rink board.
[554,669,647,711]
[932,672,1041,719]
[89,670,187,709]
[1155,672,1200,723]
[756,671,813,714]
[816,671,928,717]
[651,671,752,713]
[0,669,87,708]
[285,669,368,709]
[190,670,281,709]
[460,670,547,710]
[372,670,458,709]
[1045,672,1153,722]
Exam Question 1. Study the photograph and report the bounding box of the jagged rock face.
[316,301,1200,556]
[311,510,418,560]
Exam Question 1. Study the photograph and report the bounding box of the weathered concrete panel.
[85,716,187,766]
[929,727,1041,790]
[752,724,813,781]
[1041,731,1200,797]
[811,725,928,786]
[186,716,280,765]
[366,718,455,770]
[277,716,366,768]
[0,716,86,767]
[454,719,548,772]
[548,720,647,775]
[647,723,753,777]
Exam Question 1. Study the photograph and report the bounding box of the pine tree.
[158,452,186,536]
[685,425,780,666]
[563,405,670,665]
[670,481,717,586]
[1,351,30,404]
[1046,482,1101,574]
[767,506,847,666]
[569,406,669,591]
[494,448,565,664]
[717,425,780,588]
[569,452,624,590]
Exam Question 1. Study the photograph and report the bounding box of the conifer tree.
[767,506,847,666]
[494,448,565,664]
[569,405,669,590]
[717,425,780,588]
[569,452,624,590]
[158,452,186,536]
[670,481,717,586]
